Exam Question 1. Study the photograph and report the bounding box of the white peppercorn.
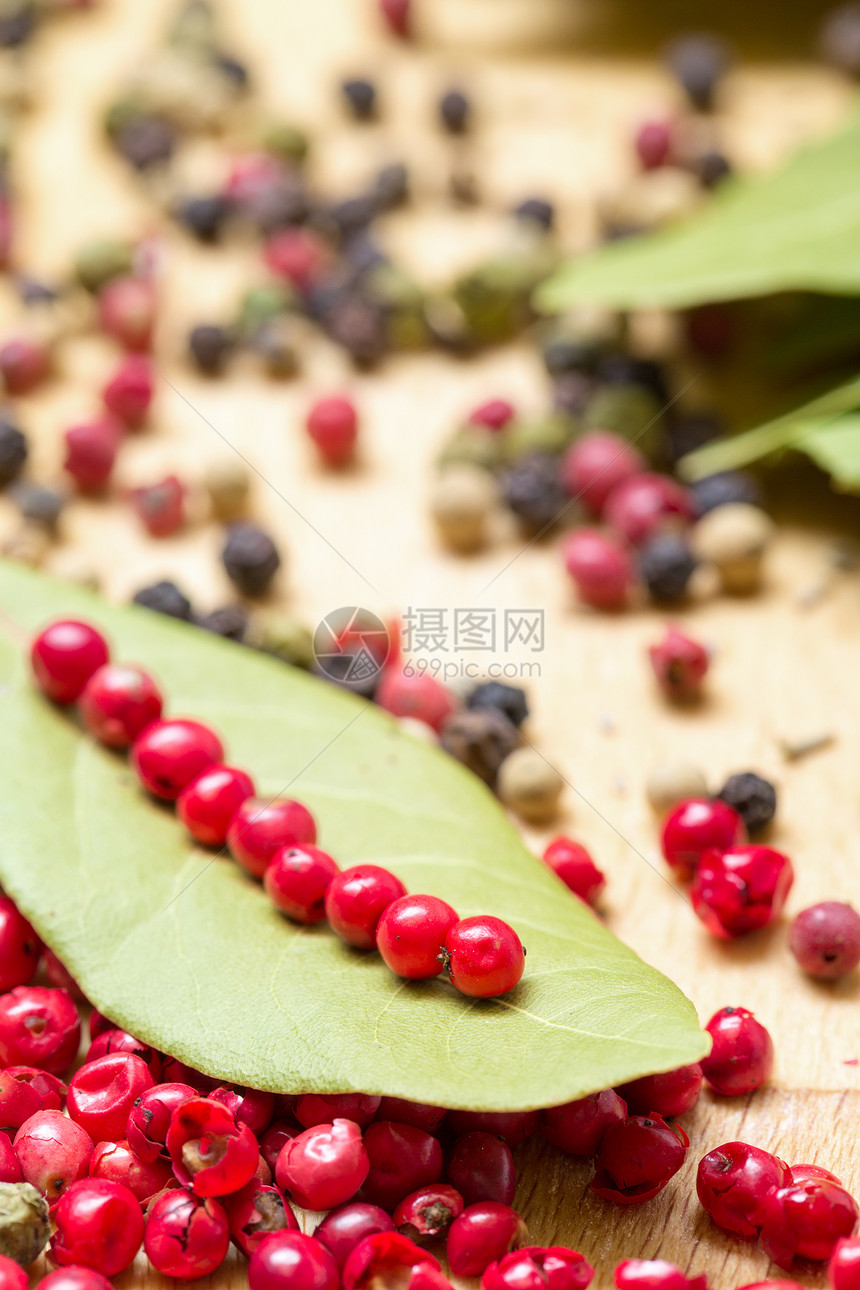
[497,747,564,823]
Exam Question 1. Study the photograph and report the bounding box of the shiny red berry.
[276,1118,369,1211]
[102,354,154,428]
[468,400,515,431]
[0,896,41,992]
[614,1259,704,1290]
[264,228,330,293]
[789,902,860,980]
[560,432,645,515]
[31,620,109,705]
[0,1254,28,1290]
[325,865,407,950]
[440,917,525,998]
[700,1007,774,1095]
[649,626,708,702]
[67,1053,154,1143]
[294,1093,380,1130]
[85,1027,162,1079]
[126,1081,196,1162]
[228,797,317,879]
[482,1246,594,1290]
[131,718,224,801]
[265,845,340,923]
[224,1179,299,1257]
[63,418,122,494]
[306,395,359,466]
[541,1090,627,1157]
[447,1202,528,1277]
[375,669,456,733]
[394,1183,464,1238]
[0,1068,43,1130]
[696,1140,791,1236]
[177,763,255,847]
[633,120,675,170]
[590,1115,688,1205]
[260,1119,301,1173]
[376,1098,447,1134]
[829,1236,860,1290]
[37,1273,114,1290]
[0,1135,21,1183]
[562,528,634,611]
[660,798,746,880]
[604,473,694,546]
[541,838,605,905]
[361,1121,444,1212]
[314,1203,395,1269]
[759,1178,860,1268]
[792,1164,843,1185]
[0,986,80,1074]
[377,894,460,979]
[144,1189,230,1278]
[378,0,411,37]
[616,1064,703,1118]
[14,1109,92,1201]
[446,1111,538,1148]
[50,1178,144,1276]
[209,1085,276,1136]
[79,663,163,749]
[88,1139,172,1204]
[447,1132,516,1207]
[129,475,187,538]
[0,335,50,394]
[250,1230,340,1290]
[166,1095,259,1196]
[97,275,156,350]
[691,846,794,937]
[343,1232,441,1290]
[3,1066,65,1112]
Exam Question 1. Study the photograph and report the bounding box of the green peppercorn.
[237,283,296,340]
[261,121,310,164]
[74,238,134,293]
[246,609,314,668]
[437,423,506,473]
[0,1182,49,1266]
[499,414,577,464]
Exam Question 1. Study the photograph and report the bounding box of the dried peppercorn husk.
[0,1182,50,1266]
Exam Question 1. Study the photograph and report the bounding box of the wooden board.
[1,0,859,1286]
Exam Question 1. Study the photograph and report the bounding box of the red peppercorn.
[561,432,645,515]
[166,1096,259,1196]
[209,1085,276,1136]
[562,528,635,611]
[260,1119,301,1173]
[829,1236,860,1290]
[482,1246,594,1290]
[97,276,156,350]
[468,400,515,431]
[88,1139,173,1204]
[377,894,460,980]
[660,798,746,880]
[144,1189,230,1279]
[375,669,457,733]
[343,1232,441,1290]
[793,1164,843,1185]
[224,1179,299,1257]
[440,916,525,998]
[633,120,676,170]
[41,950,82,999]
[37,1273,116,1290]
[131,718,224,801]
[604,473,694,546]
[126,1081,196,1162]
[177,763,255,847]
[541,838,606,906]
[541,1090,627,1157]
[128,474,187,537]
[0,1254,27,1290]
[250,1231,341,1290]
[3,1066,65,1112]
[85,1027,162,1079]
[0,1068,43,1130]
[376,1098,447,1135]
[0,1134,21,1183]
[614,1260,704,1290]
[63,417,122,494]
[361,1120,444,1212]
[447,1202,528,1277]
[0,896,41,992]
[447,1131,516,1208]
[228,797,318,879]
[692,846,794,938]
[305,395,359,467]
[314,1203,395,1269]
[378,0,411,38]
[446,1111,539,1148]
[0,986,80,1074]
[79,663,163,749]
[264,228,330,293]
[265,845,340,924]
[696,1141,791,1236]
[50,1178,144,1276]
[700,1007,774,1095]
[31,620,110,705]
[295,1093,380,1131]
[789,902,860,980]
[649,626,709,702]
[616,1064,703,1119]
[394,1183,464,1238]
[759,1178,860,1268]
[14,1109,92,1202]
[102,354,154,428]
[276,1118,370,1211]
[590,1115,689,1204]
[0,335,50,395]
[67,1052,154,1143]
[325,865,408,950]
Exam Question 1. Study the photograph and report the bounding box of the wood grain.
[3,0,859,1286]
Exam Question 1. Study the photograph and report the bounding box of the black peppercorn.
[215,53,250,89]
[326,294,386,366]
[114,116,176,170]
[222,522,281,596]
[14,277,57,306]
[133,580,194,621]
[664,33,731,111]
[513,198,554,232]
[328,194,380,242]
[176,194,229,243]
[439,88,470,135]
[0,418,27,489]
[694,150,732,189]
[10,482,63,530]
[819,4,860,77]
[717,771,777,834]
[248,175,309,234]
[553,372,594,418]
[197,605,248,641]
[691,470,761,516]
[440,709,521,786]
[0,2,35,49]
[374,162,409,210]
[341,77,377,121]
[501,452,567,534]
[664,412,724,465]
[639,532,698,602]
[466,680,529,729]
[188,324,234,375]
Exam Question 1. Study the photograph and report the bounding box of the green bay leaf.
[536,112,860,313]
[0,562,706,1110]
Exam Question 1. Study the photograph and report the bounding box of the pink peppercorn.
[128,474,187,537]
[97,275,156,350]
[0,1135,21,1183]
[325,865,407,950]
[0,986,80,1074]
[829,1236,860,1290]
[228,797,318,880]
[660,798,746,880]
[375,668,456,733]
[447,1203,528,1277]
[562,528,635,611]
[31,620,110,705]
[614,1260,705,1290]
[541,1089,627,1157]
[700,1007,774,1095]
[0,1068,43,1130]
[250,1231,341,1290]
[209,1085,276,1136]
[126,1081,196,1163]
[314,1203,395,1269]
[260,1119,301,1174]
[67,1052,154,1143]
[634,120,675,170]
[88,1140,173,1204]
[789,902,860,980]
[482,1246,594,1290]
[447,1131,515,1208]
[649,626,709,702]
[362,1121,444,1211]
[177,763,256,847]
[696,1141,791,1237]
[0,1255,27,1290]
[276,1118,370,1211]
[14,1109,93,1202]
[446,1111,539,1148]
[37,1273,114,1290]
[616,1064,703,1118]
[759,1178,860,1268]
[692,846,794,938]
[560,432,645,515]
[4,1067,65,1112]
[144,1189,230,1279]
[265,845,340,924]
[377,894,460,979]
[604,473,694,546]
[166,1096,259,1197]
[63,417,122,494]
[305,395,359,467]
[86,1026,162,1078]
[591,1115,689,1205]
[102,354,154,428]
[264,228,330,293]
[224,1179,299,1258]
[343,1232,441,1290]
[376,1098,447,1134]
[394,1183,464,1237]
[542,837,606,906]
[0,896,41,993]
[379,0,411,37]
[50,1178,144,1276]
[468,400,515,431]
[131,718,224,801]
[0,335,50,395]
[79,663,163,750]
